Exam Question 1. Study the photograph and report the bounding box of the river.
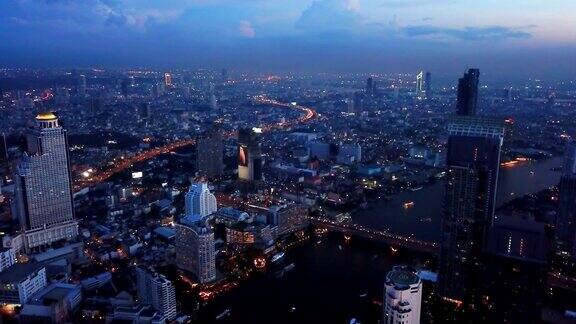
[353,156,564,242]
[195,157,563,323]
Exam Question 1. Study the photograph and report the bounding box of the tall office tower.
[77,74,86,97]
[184,182,217,220]
[135,266,177,320]
[196,128,224,178]
[456,68,480,116]
[353,91,364,114]
[12,112,78,252]
[347,98,355,114]
[425,72,432,99]
[416,71,425,98]
[557,142,576,256]
[438,115,504,305]
[210,93,218,111]
[366,77,374,95]
[139,102,151,120]
[88,97,103,116]
[153,83,165,98]
[238,128,263,181]
[0,133,7,162]
[504,87,513,102]
[175,216,216,283]
[383,266,422,324]
[120,77,131,97]
[164,73,172,87]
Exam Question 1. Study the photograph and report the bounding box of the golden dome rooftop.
[35,112,58,121]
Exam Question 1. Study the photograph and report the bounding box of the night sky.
[1,0,575,78]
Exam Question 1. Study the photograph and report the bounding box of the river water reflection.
[353,157,563,242]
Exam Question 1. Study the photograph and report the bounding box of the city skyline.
[0,2,576,322]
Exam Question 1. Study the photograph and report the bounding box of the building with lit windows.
[383,266,422,324]
[0,262,47,305]
[238,128,263,181]
[184,182,217,220]
[0,248,16,273]
[12,112,78,252]
[175,216,216,283]
[136,266,177,320]
[196,128,224,178]
[439,114,504,305]
[164,73,172,87]
[557,141,576,257]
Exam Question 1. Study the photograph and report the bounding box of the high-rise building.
[456,68,480,116]
[557,141,576,256]
[196,128,224,178]
[425,72,432,99]
[77,74,86,97]
[175,216,216,283]
[383,266,422,324]
[353,91,364,114]
[221,68,228,82]
[238,128,263,181]
[366,77,375,95]
[13,112,78,251]
[438,115,504,305]
[120,77,131,97]
[0,133,7,162]
[416,71,425,98]
[153,83,165,98]
[138,102,151,120]
[184,182,217,220]
[135,266,177,320]
[164,73,172,87]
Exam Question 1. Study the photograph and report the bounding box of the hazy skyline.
[1,0,575,78]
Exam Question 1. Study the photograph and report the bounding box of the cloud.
[381,0,458,8]
[295,0,363,32]
[239,20,255,38]
[402,25,533,41]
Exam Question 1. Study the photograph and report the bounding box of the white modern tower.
[184,182,217,220]
[13,112,78,252]
[383,266,422,324]
[175,216,216,284]
[136,266,177,320]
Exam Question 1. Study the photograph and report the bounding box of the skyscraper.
[438,115,504,305]
[425,72,432,99]
[120,77,131,97]
[184,182,217,219]
[164,73,172,87]
[366,77,376,95]
[13,112,78,251]
[196,128,224,178]
[557,141,576,256]
[238,128,263,181]
[416,71,425,98]
[353,91,364,114]
[383,266,422,324]
[175,216,216,283]
[0,133,7,162]
[136,266,177,320]
[456,68,480,116]
[77,74,86,97]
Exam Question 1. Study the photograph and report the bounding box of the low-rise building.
[0,262,47,305]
